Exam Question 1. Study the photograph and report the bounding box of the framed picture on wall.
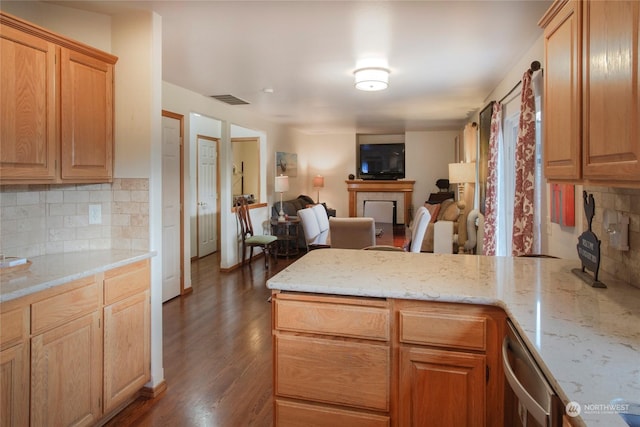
[276,152,298,177]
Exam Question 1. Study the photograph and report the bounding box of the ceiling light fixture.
[354,67,389,91]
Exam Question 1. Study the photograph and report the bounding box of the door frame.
[161,110,186,296]
[196,134,221,257]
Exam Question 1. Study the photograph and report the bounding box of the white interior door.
[197,136,218,257]
[162,114,182,302]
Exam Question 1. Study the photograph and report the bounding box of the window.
[495,75,544,256]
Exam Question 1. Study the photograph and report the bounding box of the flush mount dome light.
[354,67,389,91]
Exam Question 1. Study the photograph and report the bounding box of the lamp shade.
[448,162,476,184]
[275,175,289,193]
[354,67,389,91]
[312,175,324,189]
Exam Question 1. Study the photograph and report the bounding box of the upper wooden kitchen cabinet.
[539,0,582,180]
[582,0,640,181]
[540,0,640,184]
[0,12,117,184]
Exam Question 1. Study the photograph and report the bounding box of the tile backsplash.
[0,178,149,258]
[584,186,640,288]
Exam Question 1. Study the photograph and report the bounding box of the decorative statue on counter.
[572,191,606,288]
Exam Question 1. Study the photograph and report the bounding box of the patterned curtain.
[512,71,536,256]
[482,102,502,256]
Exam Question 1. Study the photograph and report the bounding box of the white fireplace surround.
[358,193,404,223]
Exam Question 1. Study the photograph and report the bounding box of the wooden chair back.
[236,198,254,239]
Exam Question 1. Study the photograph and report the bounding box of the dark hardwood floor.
[105,252,299,427]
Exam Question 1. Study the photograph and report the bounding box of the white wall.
[1,1,111,51]
[293,131,356,216]
[162,82,291,269]
[405,131,458,211]
[112,9,166,391]
[112,12,154,179]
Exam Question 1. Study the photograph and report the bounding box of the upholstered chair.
[328,217,376,249]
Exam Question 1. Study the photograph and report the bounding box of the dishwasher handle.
[502,334,552,427]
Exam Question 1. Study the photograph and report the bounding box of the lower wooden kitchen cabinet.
[396,301,506,427]
[0,306,30,426]
[103,260,151,414]
[31,311,103,426]
[399,347,485,426]
[271,292,506,427]
[273,293,392,426]
[0,258,150,426]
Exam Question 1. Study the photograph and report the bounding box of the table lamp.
[448,162,476,200]
[275,175,289,222]
[312,175,324,203]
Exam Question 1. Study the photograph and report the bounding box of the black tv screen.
[359,143,405,180]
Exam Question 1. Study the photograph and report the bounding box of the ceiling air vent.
[209,94,250,105]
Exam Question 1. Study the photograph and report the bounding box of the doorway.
[197,135,220,258]
[161,110,185,302]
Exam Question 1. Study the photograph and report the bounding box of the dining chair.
[408,207,431,253]
[298,207,330,251]
[364,206,430,252]
[236,199,278,268]
[329,217,376,249]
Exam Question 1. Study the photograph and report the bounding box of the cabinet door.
[60,47,113,182]
[0,343,29,427]
[583,0,640,181]
[542,0,582,180]
[103,290,150,413]
[31,312,102,427]
[0,23,57,181]
[399,347,486,427]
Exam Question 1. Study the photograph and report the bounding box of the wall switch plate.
[89,204,102,225]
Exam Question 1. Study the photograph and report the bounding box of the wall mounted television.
[358,143,406,180]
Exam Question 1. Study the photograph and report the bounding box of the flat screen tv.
[358,143,405,180]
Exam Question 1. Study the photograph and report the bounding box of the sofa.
[272,195,324,249]
[419,198,465,253]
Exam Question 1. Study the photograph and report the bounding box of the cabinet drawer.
[399,310,487,351]
[0,306,29,351]
[275,399,390,427]
[274,298,390,341]
[104,260,150,305]
[275,335,390,411]
[31,276,100,334]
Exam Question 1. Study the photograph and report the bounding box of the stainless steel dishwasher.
[503,320,564,427]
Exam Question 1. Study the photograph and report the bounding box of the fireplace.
[346,180,415,225]
[363,200,397,224]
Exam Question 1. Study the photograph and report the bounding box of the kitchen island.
[267,249,640,427]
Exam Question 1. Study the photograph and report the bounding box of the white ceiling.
[52,0,552,134]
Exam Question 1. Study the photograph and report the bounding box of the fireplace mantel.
[346,180,415,224]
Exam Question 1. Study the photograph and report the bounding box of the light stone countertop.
[266,249,640,427]
[0,250,155,303]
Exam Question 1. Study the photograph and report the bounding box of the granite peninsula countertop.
[0,250,155,303]
[267,249,640,427]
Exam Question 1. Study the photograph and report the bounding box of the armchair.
[419,199,465,254]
